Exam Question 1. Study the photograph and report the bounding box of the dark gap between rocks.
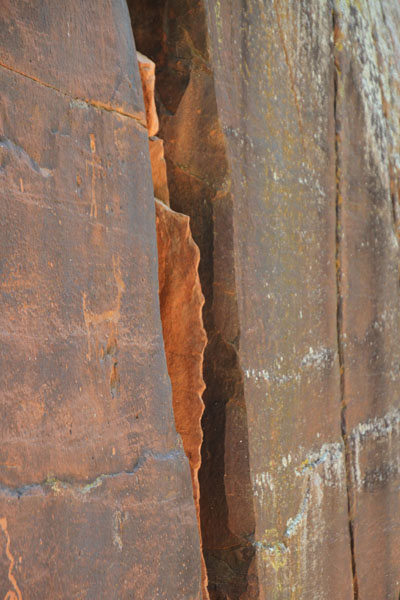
[128,2,256,598]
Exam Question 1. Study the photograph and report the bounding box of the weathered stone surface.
[204,3,354,597]
[149,136,170,205]
[0,2,202,598]
[156,198,208,597]
[0,0,145,122]
[128,2,256,597]
[2,1,400,598]
[333,2,400,597]
[136,41,208,597]
[127,1,400,597]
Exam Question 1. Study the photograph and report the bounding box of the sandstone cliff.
[1,1,399,599]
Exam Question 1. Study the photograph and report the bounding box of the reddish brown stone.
[149,136,170,205]
[0,0,145,123]
[137,51,159,137]
[0,2,202,598]
[136,40,208,597]
[333,2,400,597]
[155,198,208,598]
[129,3,258,597]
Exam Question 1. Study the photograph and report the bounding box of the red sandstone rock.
[2,1,400,598]
[0,2,202,598]
[136,42,208,597]
[155,198,209,599]
[130,2,400,599]
[333,4,400,597]
[137,51,159,137]
[149,136,170,205]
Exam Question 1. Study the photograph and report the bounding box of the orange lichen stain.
[85,133,103,219]
[0,517,23,600]
[82,255,125,361]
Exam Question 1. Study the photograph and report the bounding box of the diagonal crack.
[0,60,147,129]
[332,8,359,599]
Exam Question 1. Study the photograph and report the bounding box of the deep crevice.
[128,3,255,598]
[332,9,359,600]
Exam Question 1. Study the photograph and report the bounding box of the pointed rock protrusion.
[155,199,209,599]
[137,51,159,137]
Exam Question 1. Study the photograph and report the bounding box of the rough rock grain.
[333,2,400,597]
[156,198,208,597]
[128,3,255,597]
[204,3,353,597]
[136,41,208,598]
[0,2,202,598]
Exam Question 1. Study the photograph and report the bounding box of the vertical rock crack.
[332,8,359,599]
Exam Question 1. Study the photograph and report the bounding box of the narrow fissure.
[134,43,209,598]
[128,3,255,598]
[332,10,359,599]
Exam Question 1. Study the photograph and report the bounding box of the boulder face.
[0,2,202,599]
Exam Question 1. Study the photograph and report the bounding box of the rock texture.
[333,3,400,597]
[0,2,202,598]
[1,0,400,598]
[137,51,159,137]
[137,44,208,597]
[130,1,400,598]
[128,4,255,598]
[206,1,400,598]
[155,199,208,598]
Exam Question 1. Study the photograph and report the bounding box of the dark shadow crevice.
[128,2,256,598]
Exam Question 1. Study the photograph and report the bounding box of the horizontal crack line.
[0,60,147,128]
[0,449,183,497]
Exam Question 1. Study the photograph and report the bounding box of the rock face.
[155,199,208,598]
[0,2,202,598]
[149,136,170,206]
[1,1,400,599]
[137,44,208,597]
[332,3,400,597]
[130,1,400,599]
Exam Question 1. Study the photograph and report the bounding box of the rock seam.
[332,8,359,599]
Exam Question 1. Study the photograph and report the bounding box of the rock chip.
[149,136,170,205]
[137,51,159,136]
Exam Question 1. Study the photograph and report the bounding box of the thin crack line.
[332,8,359,599]
[0,60,147,129]
[0,449,183,497]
